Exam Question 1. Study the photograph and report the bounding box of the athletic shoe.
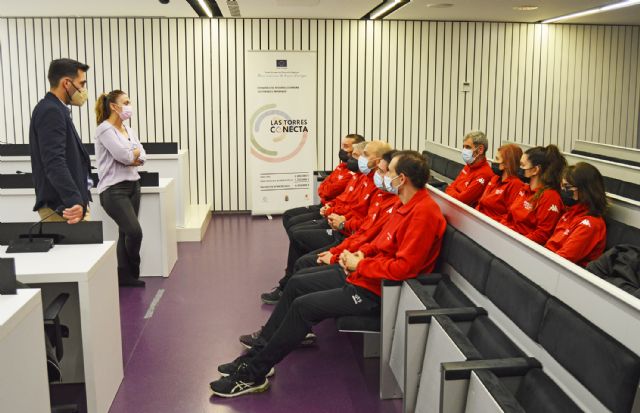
[239,330,267,349]
[240,330,316,349]
[260,287,282,304]
[301,332,317,346]
[210,363,269,398]
[218,356,275,378]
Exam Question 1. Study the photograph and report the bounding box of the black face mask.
[561,188,578,207]
[517,168,530,184]
[338,149,350,163]
[346,157,359,173]
[491,162,502,177]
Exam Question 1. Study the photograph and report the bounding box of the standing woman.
[476,144,524,221]
[94,90,146,287]
[501,145,566,245]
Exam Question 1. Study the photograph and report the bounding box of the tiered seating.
[391,224,640,412]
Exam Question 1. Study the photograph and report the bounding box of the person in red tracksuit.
[501,145,567,245]
[210,150,446,398]
[282,133,365,232]
[260,141,391,305]
[546,162,608,267]
[287,149,399,273]
[476,144,524,221]
[445,130,494,206]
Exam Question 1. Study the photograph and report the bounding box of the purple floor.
[108,214,402,413]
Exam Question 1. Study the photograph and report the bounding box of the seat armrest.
[415,273,448,285]
[406,306,487,325]
[441,357,542,381]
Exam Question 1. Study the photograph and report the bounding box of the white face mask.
[358,155,372,174]
[118,105,134,121]
[373,171,385,190]
[461,148,476,165]
[384,175,401,195]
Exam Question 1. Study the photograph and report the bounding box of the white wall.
[1,18,639,211]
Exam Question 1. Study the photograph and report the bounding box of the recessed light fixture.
[426,3,454,8]
[368,0,410,19]
[542,0,640,23]
[513,5,539,11]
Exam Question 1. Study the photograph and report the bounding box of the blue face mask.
[358,155,372,174]
[373,171,385,190]
[384,175,400,195]
[461,148,476,165]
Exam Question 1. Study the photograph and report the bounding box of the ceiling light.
[426,3,454,7]
[542,0,640,23]
[196,0,214,18]
[513,5,539,11]
[369,0,409,19]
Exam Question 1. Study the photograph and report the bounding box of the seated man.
[261,141,391,304]
[445,130,493,207]
[282,134,364,232]
[210,150,447,398]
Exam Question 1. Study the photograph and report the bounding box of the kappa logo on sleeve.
[387,207,394,214]
[352,294,363,305]
[477,177,486,185]
[580,219,592,227]
[549,204,560,213]
[495,189,504,195]
[386,232,392,241]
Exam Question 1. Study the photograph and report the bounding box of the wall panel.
[1,18,639,211]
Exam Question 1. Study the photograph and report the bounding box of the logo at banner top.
[249,104,309,163]
[276,59,287,68]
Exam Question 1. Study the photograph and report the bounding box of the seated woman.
[209,150,447,398]
[545,162,607,267]
[476,144,523,221]
[501,145,566,245]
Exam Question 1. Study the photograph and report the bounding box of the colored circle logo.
[249,104,309,163]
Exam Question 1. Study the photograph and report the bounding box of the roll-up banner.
[245,51,317,215]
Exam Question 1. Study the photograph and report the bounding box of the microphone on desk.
[5,206,64,253]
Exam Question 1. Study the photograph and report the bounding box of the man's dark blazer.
[29,92,91,212]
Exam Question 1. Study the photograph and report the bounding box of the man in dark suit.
[29,58,91,224]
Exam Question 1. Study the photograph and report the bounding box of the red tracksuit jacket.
[501,186,563,245]
[545,203,607,267]
[445,160,494,206]
[476,175,524,222]
[329,192,399,262]
[317,162,354,204]
[325,170,376,220]
[346,189,447,296]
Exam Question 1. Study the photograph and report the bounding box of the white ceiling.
[215,0,379,18]
[0,0,638,25]
[0,0,198,17]
[388,0,638,24]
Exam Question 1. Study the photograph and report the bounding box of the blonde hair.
[95,90,125,124]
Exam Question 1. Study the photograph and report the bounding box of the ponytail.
[95,90,125,125]
[526,144,567,202]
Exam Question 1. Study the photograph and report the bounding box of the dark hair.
[498,144,523,177]
[95,90,126,124]
[525,144,567,201]
[382,149,397,164]
[564,162,608,217]
[48,58,90,88]
[393,150,430,188]
[345,134,365,144]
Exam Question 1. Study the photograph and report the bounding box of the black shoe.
[301,332,317,346]
[260,287,282,305]
[239,330,267,349]
[210,363,270,398]
[218,356,275,378]
[119,278,146,288]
